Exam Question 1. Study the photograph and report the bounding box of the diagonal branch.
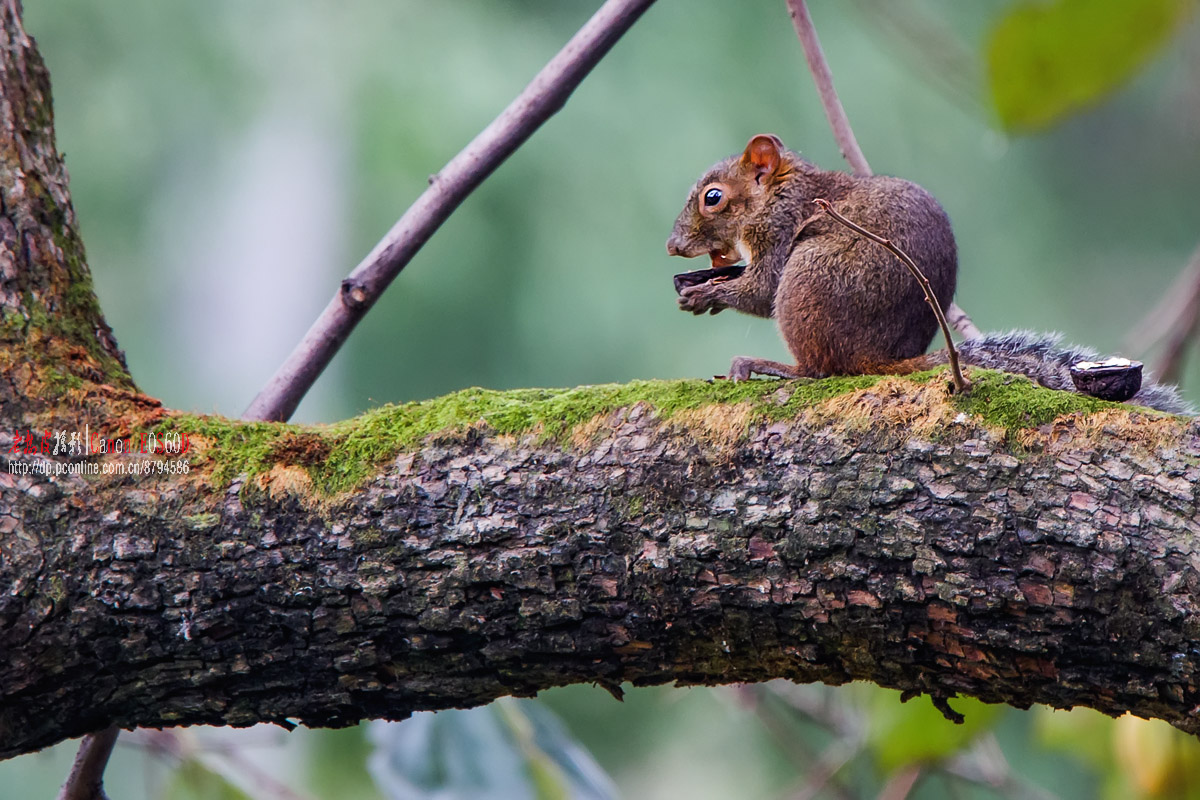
[1152,291,1200,385]
[243,0,658,423]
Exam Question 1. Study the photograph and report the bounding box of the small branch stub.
[813,198,969,393]
[340,278,369,310]
[57,726,119,800]
[931,696,966,725]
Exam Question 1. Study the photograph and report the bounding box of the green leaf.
[987,0,1197,130]
[1033,706,1114,769]
[1040,710,1200,800]
[866,691,1002,771]
[161,759,253,800]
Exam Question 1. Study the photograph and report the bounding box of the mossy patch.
[804,367,1158,439]
[267,431,333,466]
[951,369,1115,430]
[670,403,757,449]
[0,213,134,405]
[178,416,299,489]
[175,368,1172,497]
[805,375,963,437]
[177,377,886,495]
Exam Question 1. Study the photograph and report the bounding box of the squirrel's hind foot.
[728,357,813,382]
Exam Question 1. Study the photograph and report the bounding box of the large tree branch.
[0,1,129,417]
[5,0,1200,770]
[4,373,1200,759]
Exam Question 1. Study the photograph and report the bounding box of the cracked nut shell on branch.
[1070,358,1143,402]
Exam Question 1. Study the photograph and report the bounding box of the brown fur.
[666,137,1191,414]
[667,134,957,379]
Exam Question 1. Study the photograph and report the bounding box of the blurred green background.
[7,0,1200,797]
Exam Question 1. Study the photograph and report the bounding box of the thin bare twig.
[731,687,822,768]
[126,729,315,800]
[1154,292,1200,384]
[730,686,857,800]
[765,682,859,738]
[244,0,658,422]
[943,735,1060,800]
[211,746,315,800]
[787,742,858,800]
[57,727,119,800]
[814,198,968,393]
[1125,255,1200,353]
[784,0,979,341]
[786,0,872,177]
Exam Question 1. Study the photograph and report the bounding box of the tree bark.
[4,0,1200,764]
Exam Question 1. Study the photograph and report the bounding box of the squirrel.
[666,133,1189,414]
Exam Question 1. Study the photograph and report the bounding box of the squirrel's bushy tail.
[949,331,1191,414]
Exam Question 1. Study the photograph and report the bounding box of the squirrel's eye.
[703,187,723,207]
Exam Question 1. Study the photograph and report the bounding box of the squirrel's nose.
[666,236,683,257]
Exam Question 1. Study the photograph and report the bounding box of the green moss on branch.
[953,369,1123,428]
[177,369,1154,497]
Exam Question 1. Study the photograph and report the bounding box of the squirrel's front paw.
[678,283,725,315]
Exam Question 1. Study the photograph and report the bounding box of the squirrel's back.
[779,171,957,374]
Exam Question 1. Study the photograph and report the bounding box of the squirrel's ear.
[741,134,784,183]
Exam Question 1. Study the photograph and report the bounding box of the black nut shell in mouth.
[672,265,746,295]
[1069,358,1143,402]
